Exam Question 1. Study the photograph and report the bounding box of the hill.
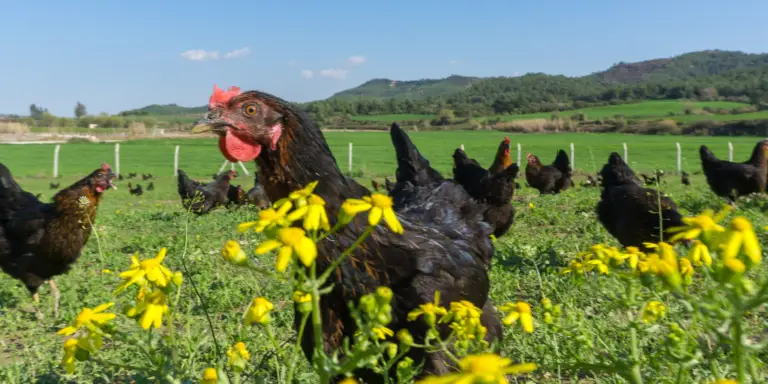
[119,103,208,117]
[328,75,481,100]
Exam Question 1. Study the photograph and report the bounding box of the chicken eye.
[244,104,259,116]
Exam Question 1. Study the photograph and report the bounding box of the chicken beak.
[191,113,227,134]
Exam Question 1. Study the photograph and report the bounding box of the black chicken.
[699,140,768,204]
[371,179,382,192]
[49,182,60,189]
[681,171,691,186]
[452,142,519,238]
[0,163,116,317]
[597,153,684,249]
[190,86,501,382]
[128,183,143,196]
[525,150,572,194]
[226,184,247,207]
[146,182,154,191]
[384,177,394,193]
[142,173,154,181]
[176,169,235,215]
[246,171,270,208]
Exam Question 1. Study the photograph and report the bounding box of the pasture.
[1,131,767,383]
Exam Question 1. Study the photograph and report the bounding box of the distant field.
[349,114,435,122]
[0,132,763,180]
[669,110,768,122]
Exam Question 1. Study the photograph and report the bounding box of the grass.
[1,132,768,382]
[349,114,435,122]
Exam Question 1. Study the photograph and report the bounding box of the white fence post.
[728,142,733,162]
[237,161,250,176]
[115,143,121,176]
[218,160,229,174]
[517,143,522,165]
[460,144,464,151]
[230,162,235,171]
[623,142,628,162]
[570,142,575,169]
[173,145,180,176]
[676,143,681,173]
[53,144,61,178]
[348,142,353,173]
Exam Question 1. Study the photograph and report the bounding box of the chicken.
[371,179,382,192]
[487,137,513,174]
[245,171,270,208]
[525,149,572,194]
[699,140,768,204]
[581,175,598,188]
[384,177,394,193]
[0,163,116,317]
[452,140,519,238]
[176,169,235,215]
[681,171,691,186]
[227,184,247,207]
[142,173,154,181]
[597,153,684,249]
[128,183,143,196]
[190,86,501,382]
[49,182,59,189]
[146,182,155,191]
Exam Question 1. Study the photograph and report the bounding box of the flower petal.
[276,246,293,273]
[295,237,318,267]
[255,240,282,255]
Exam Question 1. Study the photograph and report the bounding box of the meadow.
[0,131,767,383]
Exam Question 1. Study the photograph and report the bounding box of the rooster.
[488,137,513,174]
[525,149,572,194]
[452,139,519,238]
[0,163,116,317]
[177,169,236,215]
[191,86,501,382]
[699,140,768,204]
[597,153,684,249]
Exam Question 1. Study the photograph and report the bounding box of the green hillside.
[329,75,481,100]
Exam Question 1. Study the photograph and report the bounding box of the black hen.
[177,169,235,214]
[699,140,768,203]
[597,153,684,249]
[525,149,572,194]
[128,183,143,196]
[245,171,270,208]
[681,171,691,186]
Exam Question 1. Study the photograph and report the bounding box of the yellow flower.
[288,180,319,205]
[724,257,746,273]
[642,301,666,324]
[221,240,248,265]
[302,194,330,231]
[709,380,738,384]
[500,301,534,333]
[372,326,394,340]
[687,240,712,266]
[238,201,297,234]
[201,367,218,384]
[668,206,730,243]
[244,297,274,326]
[341,194,404,234]
[124,289,169,330]
[61,338,79,374]
[115,248,174,293]
[58,302,116,336]
[622,246,645,270]
[407,291,447,326]
[255,227,318,272]
[397,329,414,346]
[722,217,761,267]
[679,258,694,281]
[102,269,112,274]
[293,290,312,313]
[338,378,359,384]
[585,259,609,274]
[448,301,482,321]
[227,342,250,372]
[416,353,536,384]
[528,202,534,209]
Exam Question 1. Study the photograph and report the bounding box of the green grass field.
[1,132,767,383]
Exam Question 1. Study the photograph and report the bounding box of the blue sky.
[2,0,767,116]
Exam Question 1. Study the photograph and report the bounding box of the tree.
[75,102,87,119]
[29,104,47,119]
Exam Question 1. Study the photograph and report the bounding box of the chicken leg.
[48,280,61,318]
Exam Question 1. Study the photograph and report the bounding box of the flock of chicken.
[0,83,766,382]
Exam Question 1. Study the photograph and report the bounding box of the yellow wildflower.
[58,302,115,336]
[255,227,317,272]
[244,297,274,326]
[101,269,112,274]
[61,338,79,374]
[622,246,645,270]
[416,353,536,384]
[500,301,534,333]
[124,289,169,330]
[709,380,738,384]
[302,194,330,231]
[201,367,218,384]
[724,257,746,273]
[227,342,250,372]
[528,202,534,209]
[238,201,297,234]
[114,248,174,293]
[679,258,694,281]
[338,378,359,384]
[221,240,248,265]
[642,301,666,324]
[397,329,414,346]
[407,291,447,326]
[372,326,394,340]
[293,290,312,313]
[585,259,609,274]
[668,206,730,243]
[288,180,319,206]
[722,217,761,267]
[687,240,712,266]
[448,301,482,321]
[341,194,404,234]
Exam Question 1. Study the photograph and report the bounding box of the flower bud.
[397,329,413,346]
[221,240,248,265]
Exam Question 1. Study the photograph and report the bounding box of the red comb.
[101,163,110,170]
[209,85,242,108]
[503,137,510,144]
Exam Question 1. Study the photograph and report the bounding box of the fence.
[45,140,748,178]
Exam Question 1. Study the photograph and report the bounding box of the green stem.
[310,263,329,384]
[732,315,746,383]
[317,226,374,285]
[626,283,643,384]
[167,283,183,366]
[674,363,685,384]
[264,325,288,361]
[285,312,310,384]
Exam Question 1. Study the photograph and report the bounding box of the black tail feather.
[390,123,443,186]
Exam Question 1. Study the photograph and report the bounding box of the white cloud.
[347,55,367,66]
[224,47,250,59]
[512,71,521,76]
[300,70,314,79]
[449,59,460,65]
[319,68,349,80]
[181,49,220,61]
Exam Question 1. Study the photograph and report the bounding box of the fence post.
[115,143,121,176]
[218,160,229,174]
[237,161,250,176]
[517,143,522,165]
[623,142,628,162]
[676,143,681,173]
[348,143,353,173]
[53,144,61,178]
[570,142,575,169]
[460,144,464,151]
[728,142,733,162]
[173,145,180,177]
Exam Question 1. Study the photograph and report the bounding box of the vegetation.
[1,134,768,383]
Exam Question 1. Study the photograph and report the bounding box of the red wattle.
[219,131,262,162]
